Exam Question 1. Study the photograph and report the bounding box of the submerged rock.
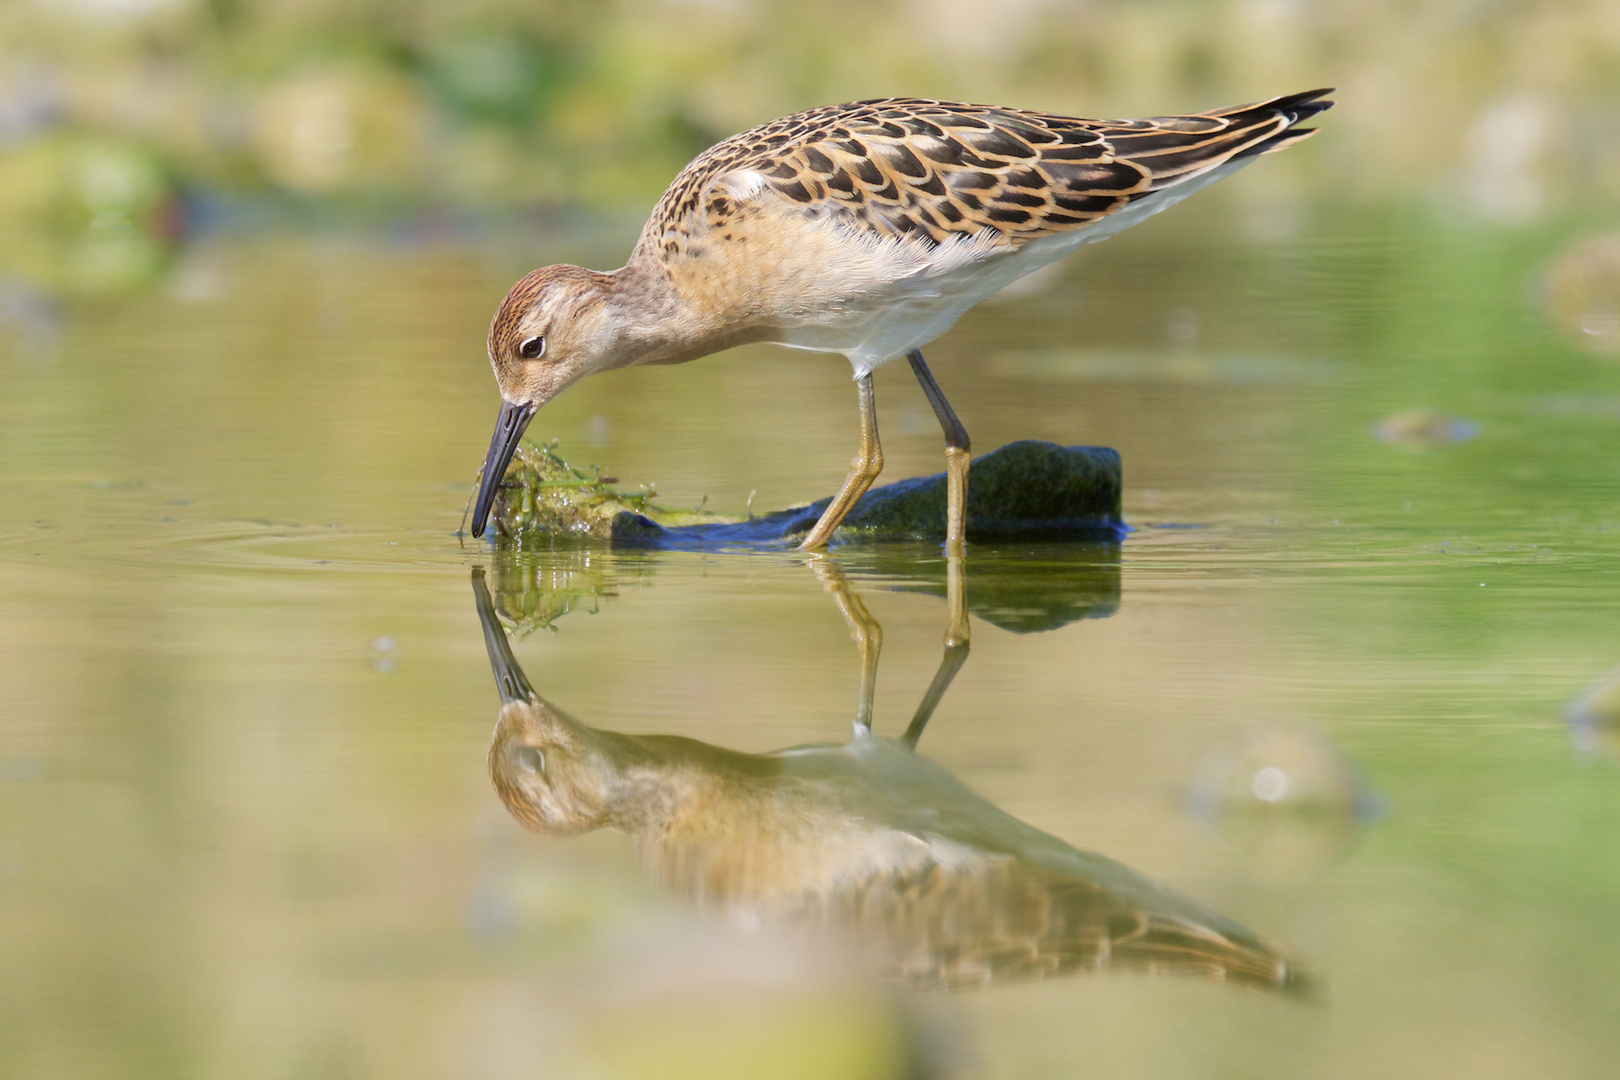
[1186,725,1379,881]
[1374,408,1478,448]
[474,440,1125,547]
[1542,233,1620,356]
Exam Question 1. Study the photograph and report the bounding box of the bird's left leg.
[799,372,883,550]
[906,349,971,556]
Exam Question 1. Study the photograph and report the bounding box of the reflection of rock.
[482,546,654,637]
[1543,234,1620,356]
[479,440,1124,548]
[876,544,1120,631]
[1374,409,1477,448]
[480,535,1117,641]
[1568,667,1620,759]
[1188,726,1377,881]
[474,571,1306,997]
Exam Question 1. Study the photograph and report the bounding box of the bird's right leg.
[798,373,883,550]
[906,349,971,557]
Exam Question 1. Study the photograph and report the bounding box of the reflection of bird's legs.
[900,556,971,750]
[811,558,883,732]
[907,349,971,557]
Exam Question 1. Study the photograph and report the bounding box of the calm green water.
[4,204,1620,1079]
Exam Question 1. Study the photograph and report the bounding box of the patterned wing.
[643,89,1333,253]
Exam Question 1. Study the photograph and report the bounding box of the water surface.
[4,207,1620,1078]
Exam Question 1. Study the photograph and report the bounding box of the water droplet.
[1251,766,1292,802]
[369,636,397,672]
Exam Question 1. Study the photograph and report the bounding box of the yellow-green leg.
[906,349,970,556]
[799,373,883,550]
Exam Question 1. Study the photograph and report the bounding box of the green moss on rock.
[470,441,726,542]
[474,439,1124,548]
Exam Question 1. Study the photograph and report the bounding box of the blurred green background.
[3,0,1619,295]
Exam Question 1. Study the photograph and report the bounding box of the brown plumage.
[472,90,1334,550]
[641,91,1331,253]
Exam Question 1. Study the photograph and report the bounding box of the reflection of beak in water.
[472,565,1308,996]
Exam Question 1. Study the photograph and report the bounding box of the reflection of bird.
[470,91,1334,552]
[473,570,1307,995]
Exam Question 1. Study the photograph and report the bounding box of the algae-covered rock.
[473,439,1125,547]
[469,441,729,543]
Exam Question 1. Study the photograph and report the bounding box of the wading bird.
[472,90,1333,552]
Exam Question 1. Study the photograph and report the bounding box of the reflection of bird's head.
[488,696,622,836]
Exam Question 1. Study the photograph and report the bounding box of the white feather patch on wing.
[829,222,1010,293]
[713,168,770,202]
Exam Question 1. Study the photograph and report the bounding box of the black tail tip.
[1278,87,1336,122]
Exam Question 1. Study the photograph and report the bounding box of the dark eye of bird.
[515,746,545,774]
[517,335,546,359]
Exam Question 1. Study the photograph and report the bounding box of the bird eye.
[515,746,545,774]
[517,335,546,359]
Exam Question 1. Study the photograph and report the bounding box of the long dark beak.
[471,400,538,538]
[472,567,536,705]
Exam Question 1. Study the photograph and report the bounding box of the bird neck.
[602,258,764,368]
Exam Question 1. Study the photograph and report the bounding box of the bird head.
[471,264,617,537]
